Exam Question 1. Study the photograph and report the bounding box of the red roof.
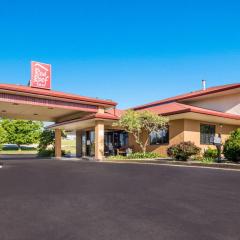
[143,102,240,120]
[80,112,119,121]
[0,84,117,107]
[105,108,125,117]
[47,112,119,129]
[133,83,240,110]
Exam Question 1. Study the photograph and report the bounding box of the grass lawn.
[62,139,76,155]
[0,139,76,155]
[0,150,38,154]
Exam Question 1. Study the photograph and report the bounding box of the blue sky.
[0,0,240,108]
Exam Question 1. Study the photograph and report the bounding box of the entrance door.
[86,130,95,157]
[104,130,128,156]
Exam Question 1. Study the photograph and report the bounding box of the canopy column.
[55,129,62,158]
[95,120,104,161]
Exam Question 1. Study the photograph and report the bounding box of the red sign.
[30,61,51,89]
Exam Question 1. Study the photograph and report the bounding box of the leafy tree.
[0,125,7,145]
[38,129,55,152]
[38,129,66,157]
[114,110,168,153]
[223,128,240,162]
[1,119,43,148]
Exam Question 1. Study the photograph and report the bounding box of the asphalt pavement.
[0,159,239,240]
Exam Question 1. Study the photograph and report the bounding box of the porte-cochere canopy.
[0,84,119,160]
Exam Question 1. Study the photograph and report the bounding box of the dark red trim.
[47,112,119,129]
[0,92,98,112]
[0,84,117,107]
[133,83,240,110]
[162,107,240,120]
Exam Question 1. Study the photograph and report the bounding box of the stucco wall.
[187,93,240,115]
[184,119,238,152]
[128,119,238,155]
[129,119,185,156]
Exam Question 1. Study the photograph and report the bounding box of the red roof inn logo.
[30,61,51,89]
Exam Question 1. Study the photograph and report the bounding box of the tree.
[113,110,168,153]
[37,129,66,157]
[223,128,240,162]
[1,119,43,148]
[38,129,55,152]
[0,125,7,145]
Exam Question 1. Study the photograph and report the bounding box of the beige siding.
[128,119,238,155]
[129,119,185,156]
[184,119,238,152]
[187,93,240,115]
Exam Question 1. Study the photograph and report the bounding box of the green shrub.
[38,148,55,157]
[223,129,240,162]
[38,148,66,157]
[203,148,218,159]
[167,141,201,161]
[127,152,161,159]
[37,129,67,157]
[107,155,127,160]
[107,152,162,160]
[202,157,215,163]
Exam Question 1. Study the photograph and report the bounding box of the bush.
[223,129,240,162]
[167,141,201,161]
[127,152,161,159]
[202,157,215,163]
[203,148,218,159]
[38,148,55,157]
[108,152,163,160]
[37,129,67,157]
[38,148,66,157]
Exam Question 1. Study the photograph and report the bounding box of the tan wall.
[128,119,238,155]
[128,119,185,156]
[184,119,238,152]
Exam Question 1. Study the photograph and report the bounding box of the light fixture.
[13,103,19,105]
[34,113,39,116]
[1,110,6,113]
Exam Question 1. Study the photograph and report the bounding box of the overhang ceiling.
[0,101,88,121]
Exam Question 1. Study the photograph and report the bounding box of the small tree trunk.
[142,146,146,154]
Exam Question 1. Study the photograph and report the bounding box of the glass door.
[86,130,95,156]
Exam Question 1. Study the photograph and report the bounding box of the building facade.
[0,82,239,160]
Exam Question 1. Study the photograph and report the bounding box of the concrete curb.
[103,159,240,171]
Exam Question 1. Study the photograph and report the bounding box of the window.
[200,124,215,145]
[150,128,169,145]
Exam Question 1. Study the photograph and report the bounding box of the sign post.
[30,61,51,89]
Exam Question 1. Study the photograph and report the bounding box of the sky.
[0,0,240,109]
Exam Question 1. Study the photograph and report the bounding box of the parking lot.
[0,159,239,240]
